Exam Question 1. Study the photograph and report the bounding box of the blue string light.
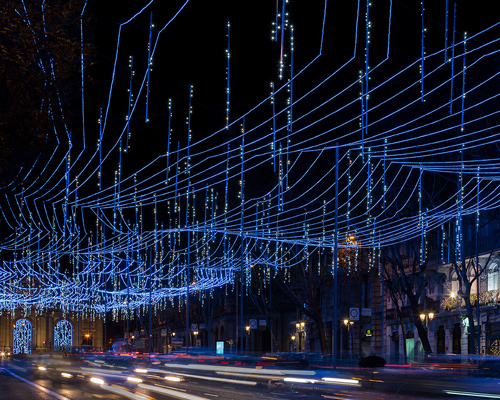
[2,1,500,317]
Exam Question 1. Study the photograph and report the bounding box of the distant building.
[0,309,104,354]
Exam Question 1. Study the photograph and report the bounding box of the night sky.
[1,0,500,312]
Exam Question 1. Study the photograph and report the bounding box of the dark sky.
[87,0,497,132]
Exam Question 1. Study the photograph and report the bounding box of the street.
[3,356,500,400]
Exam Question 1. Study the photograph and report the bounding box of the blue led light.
[1,1,500,317]
[13,319,32,355]
[54,320,73,350]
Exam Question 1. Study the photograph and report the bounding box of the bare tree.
[450,247,493,355]
[383,244,432,355]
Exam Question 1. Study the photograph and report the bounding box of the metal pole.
[235,275,238,351]
[381,276,384,359]
[240,121,245,353]
[240,235,244,352]
[104,301,107,352]
[333,145,339,368]
[127,258,130,353]
[149,250,153,360]
[186,229,190,351]
[476,173,480,354]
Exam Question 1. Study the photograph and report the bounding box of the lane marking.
[1,368,71,400]
[444,390,500,399]
[154,383,187,392]
[167,371,257,386]
[100,384,151,400]
[138,383,210,400]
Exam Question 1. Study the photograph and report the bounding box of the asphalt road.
[2,357,500,400]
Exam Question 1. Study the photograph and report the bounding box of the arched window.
[488,262,499,291]
[453,323,461,354]
[13,319,32,355]
[54,320,73,350]
[450,270,459,295]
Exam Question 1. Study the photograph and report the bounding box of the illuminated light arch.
[13,319,32,355]
[54,320,73,350]
[0,1,500,316]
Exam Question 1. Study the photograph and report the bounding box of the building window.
[488,262,499,291]
[54,320,73,350]
[13,319,32,355]
[437,325,446,354]
[453,323,461,354]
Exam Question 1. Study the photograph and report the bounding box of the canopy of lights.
[1,0,500,317]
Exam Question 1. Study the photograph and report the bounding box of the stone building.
[0,309,104,354]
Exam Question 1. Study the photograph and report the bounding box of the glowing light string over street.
[1,1,500,317]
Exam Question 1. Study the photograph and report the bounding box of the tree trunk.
[409,298,432,355]
[400,320,408,364]
[464,296,478,354]
[311,313,328,352]
[261,306,280,353]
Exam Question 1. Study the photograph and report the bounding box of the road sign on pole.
[349,307,359,321]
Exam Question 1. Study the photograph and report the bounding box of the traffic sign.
[349,307,359,321]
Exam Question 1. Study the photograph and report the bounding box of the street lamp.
[246,326,250,352]
[419,312,434,329]
[169,332,175,353]
[343,319,354,360]
[296,322,306,352]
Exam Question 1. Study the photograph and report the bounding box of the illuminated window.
[488,262,499,291]
[13,319,32,355]
[54,320,73,350]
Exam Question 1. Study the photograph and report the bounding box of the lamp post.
[193,331,198,347]
[419,312,434,356]
[295,322,305,352]
[344,319,354,361]
[291,335,296,352]
[343,319,354,360]
[419,312,434,329]
[246,325,251,352]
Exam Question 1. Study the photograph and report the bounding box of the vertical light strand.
[126,56,134,153]
[145,12,153,123]
[186,85,193,185]
[460,32,467,134]
[226,21,230,130]
[271,82,276,172]
[287,25,294,189]
[98,108,103,191]
[420,0,425,101]
[166,98,172,183]
[449,2,456,114]
[273,0,279,42]
[279,0,286,79]
[444,0,449,63]
[80,1,88,149]
[362,0,371,162]
[441,219,445,264]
